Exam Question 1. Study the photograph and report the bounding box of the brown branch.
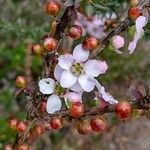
[54,6,75,40]
[90,0,150,59]
[34,95,150,122]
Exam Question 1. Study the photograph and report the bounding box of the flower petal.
[135,16,147,34]
[73,44,89,62]
[54,64,64,81]
[60,71,77,88]
[64,92,82,108]
[46,94,62,114]
[128,36,138,54]
[58,54,74,70]
[38,78,55,94]
[84,60,108,77]
[65,92,82,102]
[78,74,95,92]
[94,79,118,104]
[128,16,147,54]
[70,82,83,92]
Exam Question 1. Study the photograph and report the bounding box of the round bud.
[129,0,138,7]
[44,37,57,52]
[16,76,26,88]
[70,102,84,118]
[5,144,13,150]
[82,36,98,51]
[112,35,125,50]
[50,117,63,130]
[77,120,92,135]
[128,7,142,20]
[18,143,29,150]
[9,118,18,130]
[115,101,132,120]
[68,25,83,40]
[90,118,107,132]
[31,44,44,56]
[45,1,60,16]
[16,121,27,132]
[40,100,47,113]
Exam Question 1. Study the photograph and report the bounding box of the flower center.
[54,83,65,95]
[70,63,84,76]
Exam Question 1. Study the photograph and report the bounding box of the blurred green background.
[0,0,150,149]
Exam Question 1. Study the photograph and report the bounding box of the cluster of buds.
[11,0,150,148]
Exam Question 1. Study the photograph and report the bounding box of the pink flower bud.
[112,35,125,50]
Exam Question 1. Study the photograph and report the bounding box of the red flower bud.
[83,36,98,51]
[45,1,60,16]
[115,101,132,120]
[68,25,83,40]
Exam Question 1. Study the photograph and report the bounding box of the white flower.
[38,78,62,114]
[128,16,147,54]
[94,79,118,104]
[54,44,108,92]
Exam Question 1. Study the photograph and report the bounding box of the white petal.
[46,95,62,114]
[129,16,147,54]
[70,82,83,92]
[78,74,95,92]
[38,78,55,94]
[94,79,118,104]
[84,60,108,77]
[60,71,77,88]
[54,65,64,81]
[128,32,141,54]
[64,92,82,102]
[100,87,118,104]
[58,54,74,70]
[73,44,89,62]
[64,92,82,108]
[135,16,147,34]
[128,38,138,54]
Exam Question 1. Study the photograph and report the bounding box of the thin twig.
[90,0,150,58]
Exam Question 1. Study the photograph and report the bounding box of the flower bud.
[44,37,57,52]
[115,101,132,120]
[128,7,142,20]
[16,121,27,132]
[90,118,107,132]
[9,118,18,130]
[68,25,83,40]
[45,1,60,16]
[32,44,44,56]
[50,117,63,130]
[16,76,26,88]
[18,143,29,150]
[70,102,84,118]
[82,36,98,51]
[112,35,125,50]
